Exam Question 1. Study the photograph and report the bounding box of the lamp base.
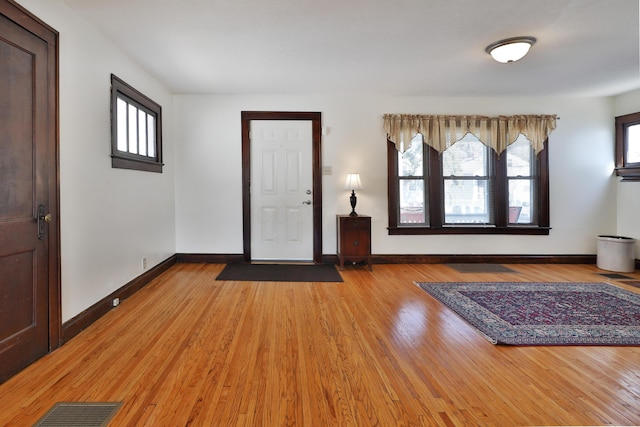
[349,190,358,216]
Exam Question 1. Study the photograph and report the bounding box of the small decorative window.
[615,112,640,181]
[111,74,163,172]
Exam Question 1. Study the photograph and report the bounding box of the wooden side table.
[336,215,372,271]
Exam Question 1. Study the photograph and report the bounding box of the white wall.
[175,95,617,257]
[614,89,640,254]
[17,0,176,322]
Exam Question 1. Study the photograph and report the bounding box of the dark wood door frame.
[241,111,323,264]
[0,0,61,377]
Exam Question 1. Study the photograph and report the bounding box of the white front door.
[250,120,314,262]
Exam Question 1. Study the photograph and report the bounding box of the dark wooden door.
[0,1,59,383]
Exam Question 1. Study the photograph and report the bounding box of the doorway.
[0,0,60,382]
[241,111,322,264]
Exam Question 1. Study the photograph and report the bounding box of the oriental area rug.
[416,282,640,345]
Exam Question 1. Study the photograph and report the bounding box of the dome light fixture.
[486,36,537,63]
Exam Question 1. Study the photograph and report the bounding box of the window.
[615,112,640,181]
[388,133,550,234]
[111,74,163,172]
[442,135,492,225]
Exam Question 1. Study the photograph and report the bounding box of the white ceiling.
[62,0,640,97]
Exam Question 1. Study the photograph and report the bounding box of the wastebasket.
[596,235,636,273]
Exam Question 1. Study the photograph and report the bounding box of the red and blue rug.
[416,282,640,345]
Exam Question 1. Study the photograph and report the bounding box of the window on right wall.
[615,111,640,181]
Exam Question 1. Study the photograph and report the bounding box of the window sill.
[615,166,640,181]
[388,226,551,235]
[112,155,163,173]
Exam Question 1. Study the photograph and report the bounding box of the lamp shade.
[344,173,362,190]
[486,36,536,63]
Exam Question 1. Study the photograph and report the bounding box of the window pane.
[508,179,533,224]
[627,124,640,163]
[128,104,138,154]
[444,179,490,224]
[507,135,536,224]
[116,98,128,152]
[442,134,488,176]
[399,179,426,224]
[147,115,155,157]
[507,134,533,176]
[399,135,423,177]
[138,110,147,156]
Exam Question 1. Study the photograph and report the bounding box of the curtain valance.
[383,114,557,155]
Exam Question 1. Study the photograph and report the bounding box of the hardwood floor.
[1,263,639,426]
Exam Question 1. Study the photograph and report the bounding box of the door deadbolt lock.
[37,205,51,240]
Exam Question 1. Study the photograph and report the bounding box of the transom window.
[111,74,163,172]
[615,111,640,181]
[388,133,550,234]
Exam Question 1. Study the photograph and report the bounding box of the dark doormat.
[446,263,517,273]
[598,272,634,280]
[216,263,343,282]
[34,402,121,427]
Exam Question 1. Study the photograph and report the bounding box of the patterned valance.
[383,114,557,154]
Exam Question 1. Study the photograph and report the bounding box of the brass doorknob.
[44,213,52,223]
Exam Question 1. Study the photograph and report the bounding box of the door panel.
[0,4,58,383]
[250,120,313,261]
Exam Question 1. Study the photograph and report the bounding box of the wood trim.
[615,112,640,179]
[537,140,550,227]
[111,156,163,172]
[386,140,399,228]
[188,253,603,266]
[176,253,244,263]
[369,254,597,264]
[62,255,177,343]
[240,111,323,264]
[388,226,551,235]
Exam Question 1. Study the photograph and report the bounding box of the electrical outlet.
[142,257,147,270]
[112,298,120,307]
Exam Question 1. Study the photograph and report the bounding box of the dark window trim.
[387,139,550,235]
[111,74,163,173]
[615,111,640,181]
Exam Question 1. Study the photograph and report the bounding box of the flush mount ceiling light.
[485,36,537,63]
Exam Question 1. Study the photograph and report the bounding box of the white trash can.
[596,235,636,273]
